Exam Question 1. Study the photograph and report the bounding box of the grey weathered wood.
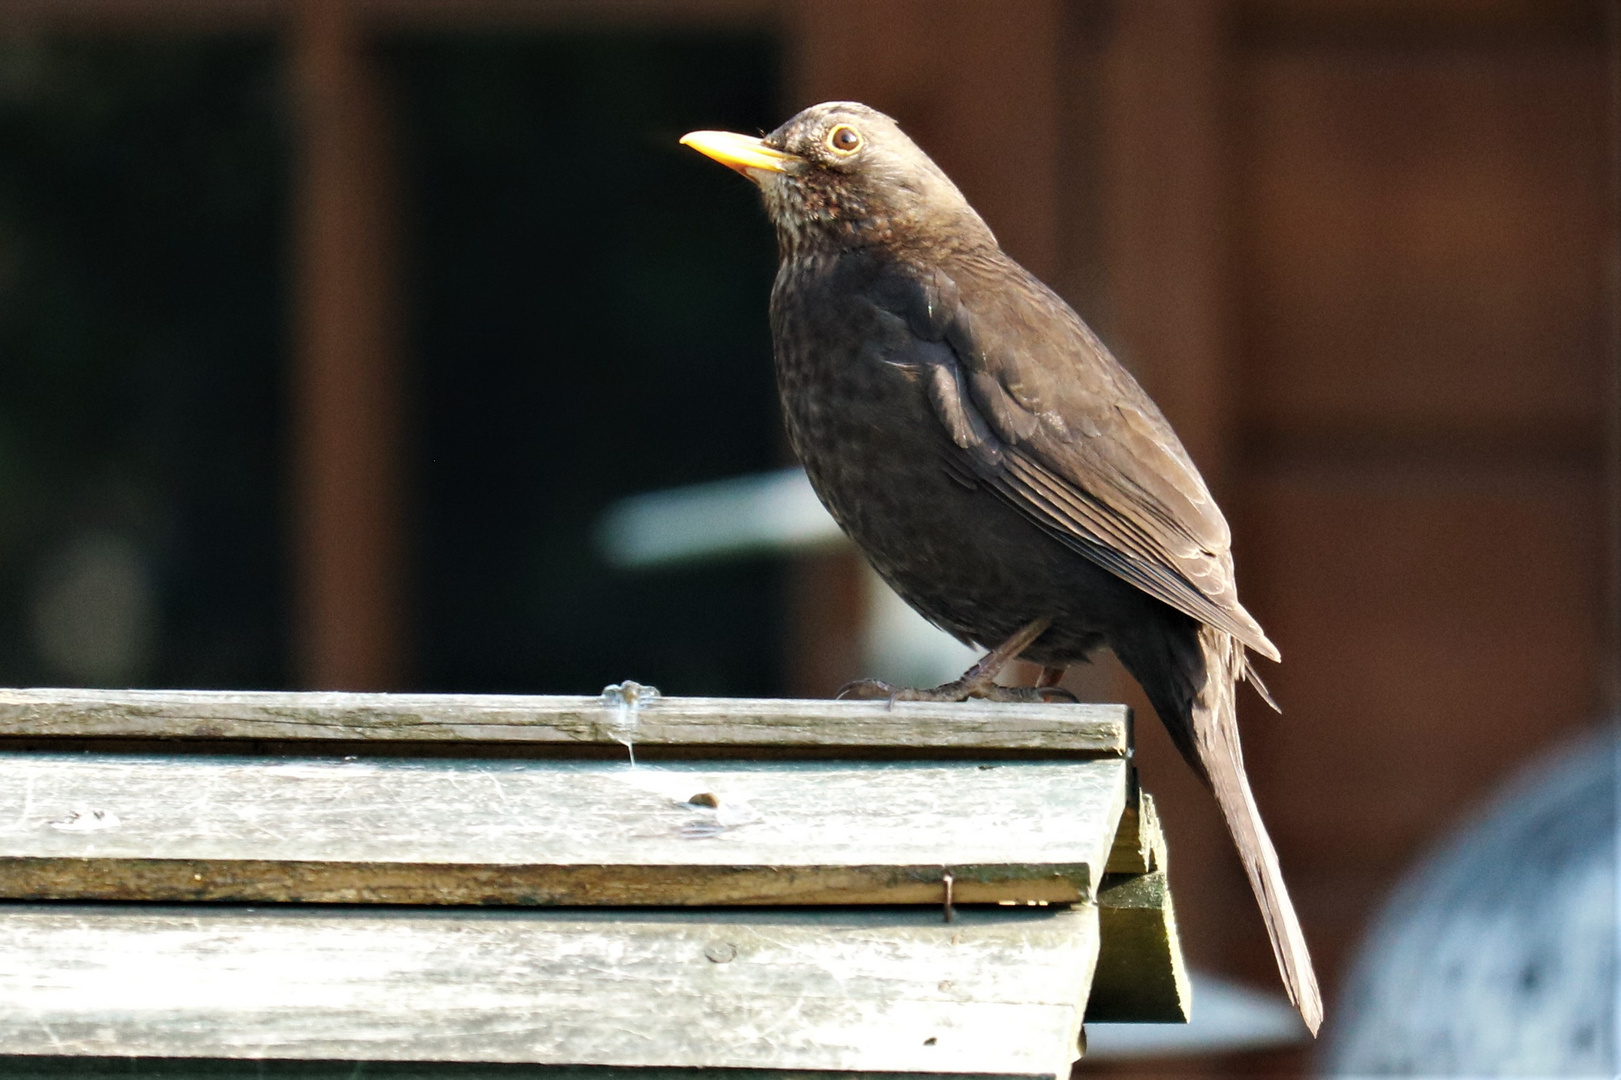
[0,688,1126,754]
[0,753,1126,906]
[3,1065,1043,1080]
[0,904,1095,1078]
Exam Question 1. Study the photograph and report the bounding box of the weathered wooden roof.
[0,688,1181,1078]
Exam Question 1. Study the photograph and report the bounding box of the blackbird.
[682,102,1321,1033]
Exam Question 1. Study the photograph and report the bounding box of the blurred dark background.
[0,37,287,689]
[396,35,784,695]
[0,11,788,697]
[0,0,1615,1075]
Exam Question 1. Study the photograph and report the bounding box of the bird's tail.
[1192,626,1323,1036]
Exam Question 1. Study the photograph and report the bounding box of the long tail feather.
[1242,654,1281,713]
[1195,627,1322,1035]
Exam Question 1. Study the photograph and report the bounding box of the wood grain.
[0,689,1127,755]
[2,1063,1047,1080]
[0,753,1126,906]
[0,904,1095,1077]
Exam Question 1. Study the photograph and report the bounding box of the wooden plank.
[290,0,410,691]
[1086,868,1190,1024]
[1105,787,1161,876]
[1101,0,1233,476]
[0,689,1127,755]
[0,1064,1044,1080]
[0,904,1095,1077]
[1086,797,1190,1023]
[0,753,1126,906]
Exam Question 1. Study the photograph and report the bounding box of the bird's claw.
[837,678,903,702]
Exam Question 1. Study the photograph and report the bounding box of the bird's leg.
[1036,666,1067,688]
[838,619,1078,703]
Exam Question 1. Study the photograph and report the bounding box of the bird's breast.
[770,259,941,485]
[766,252,1135,659]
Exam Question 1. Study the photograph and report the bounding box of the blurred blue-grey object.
[1323,724,1618,1076]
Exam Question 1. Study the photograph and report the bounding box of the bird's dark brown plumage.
[682,102,1321,1033]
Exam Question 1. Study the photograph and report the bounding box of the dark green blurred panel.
[391,35,786,696]
[0,37,289,689]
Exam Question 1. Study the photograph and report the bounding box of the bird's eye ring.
[826,124,863,154]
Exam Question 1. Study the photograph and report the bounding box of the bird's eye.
[826,124,863,154]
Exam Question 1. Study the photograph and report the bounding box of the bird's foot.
[837,674,1076,705]
[838,618,1076,706]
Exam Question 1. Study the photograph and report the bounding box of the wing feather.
[867,261,1279,662]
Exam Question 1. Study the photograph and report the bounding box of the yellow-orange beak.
[680,130,798,176]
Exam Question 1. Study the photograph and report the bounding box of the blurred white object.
[859,562,982,686]
[1323,725,1618,1077]
[597,466,844,567]
[1085,972,1309,1059]
[598,467,980,686]
[29,529,158,685]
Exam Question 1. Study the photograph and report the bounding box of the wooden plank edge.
[0,738,1118,762]
[0,689,1128,755]
[0,1063,1062,1080]
[0,858,1097,906]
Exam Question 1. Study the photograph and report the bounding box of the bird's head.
[681,102,994,259]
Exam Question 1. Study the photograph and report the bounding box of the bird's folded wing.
[870,262,1278,661]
